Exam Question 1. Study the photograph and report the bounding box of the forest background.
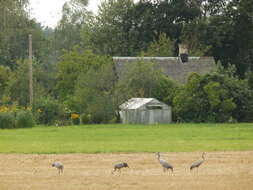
[0,0,253,127]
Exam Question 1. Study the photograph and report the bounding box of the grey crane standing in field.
[112,162,129,174]
[190,152,205,172]
[156,152,173,174]
[52,162,64,175]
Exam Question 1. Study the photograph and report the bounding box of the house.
[113,56,215,83]
[119,98,172,124]
[113,45,216,83]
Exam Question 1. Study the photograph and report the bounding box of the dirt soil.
[0,151,252,190]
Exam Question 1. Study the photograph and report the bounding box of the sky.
[28,0,102,28]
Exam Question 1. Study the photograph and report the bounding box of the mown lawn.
[0,123,252,153]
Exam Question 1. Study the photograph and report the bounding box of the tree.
[0,0,48,69]
[56,47,112,100]
[180,20,211,56]
[89,0,135,55]
[73,63,117,123]
[5,59,52,106]
[143,33,175,56]
[0,66,11,102]
[173,66,253,122]
[54,0,92,55]
[116,59,177,105]
[205,0,253,76]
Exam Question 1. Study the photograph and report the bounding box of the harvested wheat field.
[0,151,253,190]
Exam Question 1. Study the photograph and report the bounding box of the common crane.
[190,152,205,172]
[156,152,173,173]
[112,162,129,174]
[52,162,64,175]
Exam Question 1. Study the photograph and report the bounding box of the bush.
[81,114,92,124]
[16,111,35,128]
[0,112,15,129]
[173,70,253,123]
[32,97,65,125]
[74,63,118,124]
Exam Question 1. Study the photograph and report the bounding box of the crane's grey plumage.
[156,152,173,173]
[190,152,205,171]
[52,162,64,174]
[112,162,129,173]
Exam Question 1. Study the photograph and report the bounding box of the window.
[146,105,163,110]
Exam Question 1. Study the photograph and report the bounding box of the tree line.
[0,0,252,125]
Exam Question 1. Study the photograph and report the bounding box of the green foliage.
[0,66,10,100]
[56,47,111,99]
[6,60,29,106]
[181,20,211,56]
[173,68,253,122]
[74,63,117,123]
[246,72,253,90]
[1,0,252,126]
[0,0,52,70]
[89,0,135,55]
[54,0,92,53]
[32,97,65,125]
[5,59,51,106]
[117,60,177,104]
[173,74,208,122]
[151,75,178,105]
[205,0,253,76]
[80,113,92,124]
[144,33,175,57]
[229,79,253,122]
[16,111,35,128]
[0,123,252,153]
[204,82,232,109]
[72,118,80,125]
[0,112,15,129]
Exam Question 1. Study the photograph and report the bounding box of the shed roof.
[119,98,161,110]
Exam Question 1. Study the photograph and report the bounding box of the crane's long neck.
[202,153,205,161]
[157,153,160,161]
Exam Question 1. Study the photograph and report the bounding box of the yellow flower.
[0,106,9,112]
[27,106,32,111]
[71,113,79,119]
[37,109,42,113]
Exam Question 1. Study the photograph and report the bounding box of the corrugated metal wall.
[120,108,172,124]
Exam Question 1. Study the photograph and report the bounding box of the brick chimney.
[179,43,188,63]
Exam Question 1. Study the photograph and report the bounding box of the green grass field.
[0,123,252,154]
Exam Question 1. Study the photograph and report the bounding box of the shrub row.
[0,111,35,129]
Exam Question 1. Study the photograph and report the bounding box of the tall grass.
[0,123,252,153]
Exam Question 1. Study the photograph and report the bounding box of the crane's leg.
[111,168,116,174]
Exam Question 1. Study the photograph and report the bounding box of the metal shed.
[119,98,172,124]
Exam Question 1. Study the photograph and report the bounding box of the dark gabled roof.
[113,56,216,83]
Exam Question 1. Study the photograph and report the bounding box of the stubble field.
[0,151,253,190]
